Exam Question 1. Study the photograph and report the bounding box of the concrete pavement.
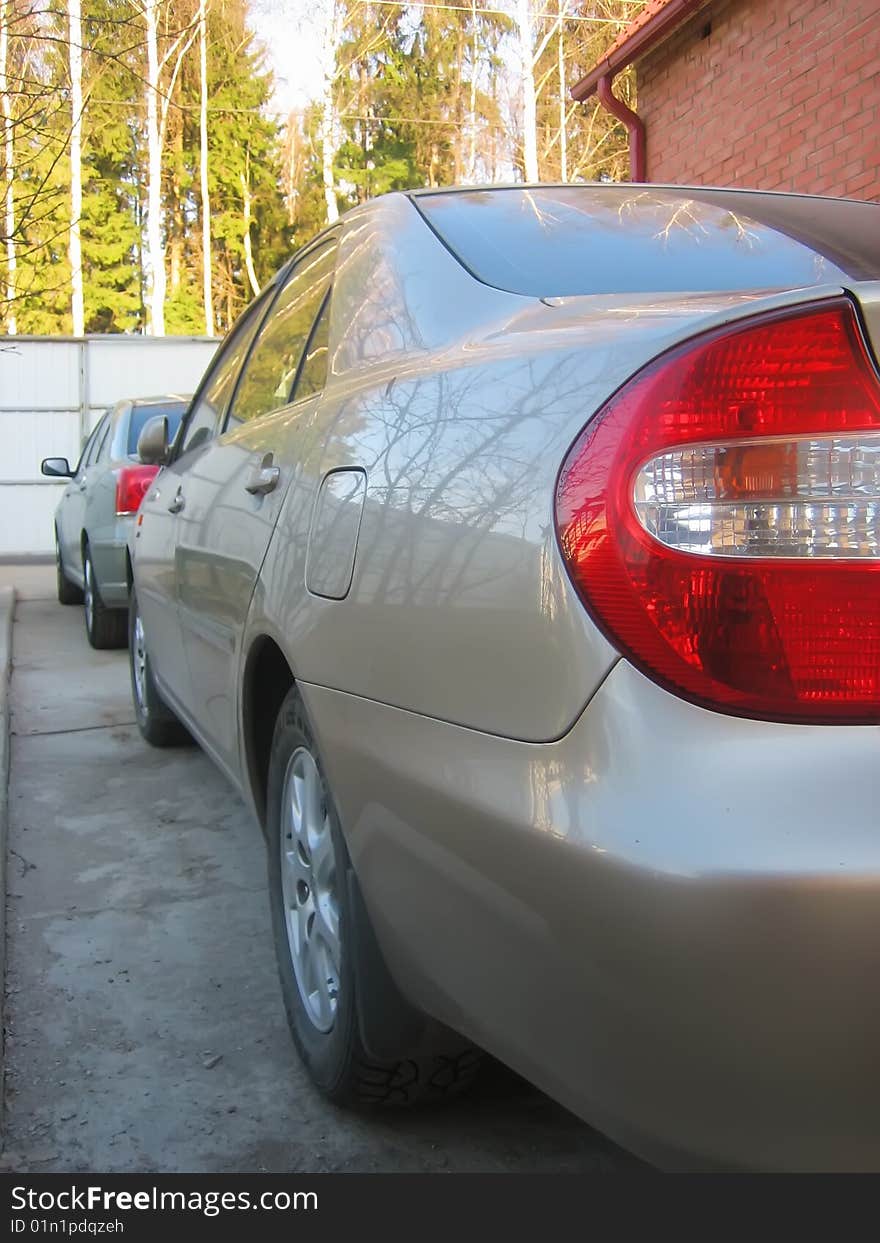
[0,578,14,1138]
[0,564,637,1173]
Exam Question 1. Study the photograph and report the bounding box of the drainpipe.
[596,73,646,183]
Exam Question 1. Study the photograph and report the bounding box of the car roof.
[128,395,190,408]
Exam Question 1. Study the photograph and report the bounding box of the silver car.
[42,395,188,647]
[128,186,880,1170]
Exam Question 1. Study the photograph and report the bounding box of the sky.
[249,0,325,115]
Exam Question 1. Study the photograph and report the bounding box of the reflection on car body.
[128,185,880,1170]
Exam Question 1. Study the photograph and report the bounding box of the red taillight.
[555,299,880,723]
[116,465,159,516]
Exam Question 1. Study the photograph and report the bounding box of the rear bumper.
[302,666,880,1171]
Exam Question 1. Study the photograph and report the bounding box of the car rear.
[548,281,880,1169]
[398,188,880,1168]
[91,397,189,608]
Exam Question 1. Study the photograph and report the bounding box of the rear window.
[128,402,187,456]
[415,186,880,298]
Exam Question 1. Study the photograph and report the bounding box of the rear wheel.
[55,530,82,605]
[83,544,127,649]
[129,586,191,747]
[267,685,480,1106]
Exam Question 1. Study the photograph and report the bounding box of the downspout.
[596,73,646,183]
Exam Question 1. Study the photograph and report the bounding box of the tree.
[162,0,287,333]
[1,0,650,340]
[329,0,510,206]
[80,0,143,332]
[0,0,74,332]
[0,0,15,331]
[197,0,211,333]
[281,103,334,248]
[68,0,84,335]
[514,0,537,181]
[318,0,342,222]
[140,0,196,335]
[534,0,640,183]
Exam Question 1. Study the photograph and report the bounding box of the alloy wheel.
[83,555,94,632]
[132,608,147,712]
[279,747,341,1033]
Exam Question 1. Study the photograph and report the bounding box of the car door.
[175,236,338,776]
[59,412,111,581]
[82,405,125,585]
[133,292,275,719]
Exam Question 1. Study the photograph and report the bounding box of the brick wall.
[637,0,880,199]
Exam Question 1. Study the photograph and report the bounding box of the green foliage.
[2,0,288,336]
[330,0,512,206]
[0,0,648,335]
[80,0,143,331]
[171,0,291,331]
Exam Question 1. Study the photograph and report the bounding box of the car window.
[415,186,880,297]
[176,288,275,459]
[79,415,109,473]
[94,416,114,465]
[226,241,336,429]
[106,403,131,461]
[128,402,187,457]
[292,291,331,404]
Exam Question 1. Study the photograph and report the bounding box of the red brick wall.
[637,0,880,199]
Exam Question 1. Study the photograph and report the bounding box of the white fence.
[0,334,218,557]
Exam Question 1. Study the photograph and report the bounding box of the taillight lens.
[116,465,159,516]
[556,299,880,723]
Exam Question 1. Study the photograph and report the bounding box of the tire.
[83,544,127,649]
[55,529,83,605]
[267,685,481,1107]
[128,585,191,747]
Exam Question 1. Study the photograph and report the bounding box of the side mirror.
[41,457,73,478]
[136,415,169,466]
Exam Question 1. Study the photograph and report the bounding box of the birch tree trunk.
[68,0,84,335]
[557,0,566,182]
[0,0,16,333]
[319,0,338,224]
[515,0,538,182]
[145,0,165,335]
[240,159,260,299]
[198,0,212,334]
[467,0,477,182]
[168,113,183,293]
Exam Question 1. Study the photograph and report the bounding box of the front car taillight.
[555,299,880,723]
[115,464,159,516]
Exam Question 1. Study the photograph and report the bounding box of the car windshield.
[414,186,880,298]
[128,401,188,456]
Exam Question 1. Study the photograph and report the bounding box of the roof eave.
[571,0,710,101]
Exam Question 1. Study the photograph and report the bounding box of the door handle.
[245,454,280,497]
[167,488,185,514]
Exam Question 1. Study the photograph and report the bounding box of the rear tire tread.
[129,587,192,748]
[350,1049,482,1105]
[268,686,482,1111]
[83,545,127,649]
[55,532,83,605]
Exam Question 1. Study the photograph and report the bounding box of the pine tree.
[165,0,288,333]
[328,0,511,209]
[2,0,650,337]
[80,0,143,331]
